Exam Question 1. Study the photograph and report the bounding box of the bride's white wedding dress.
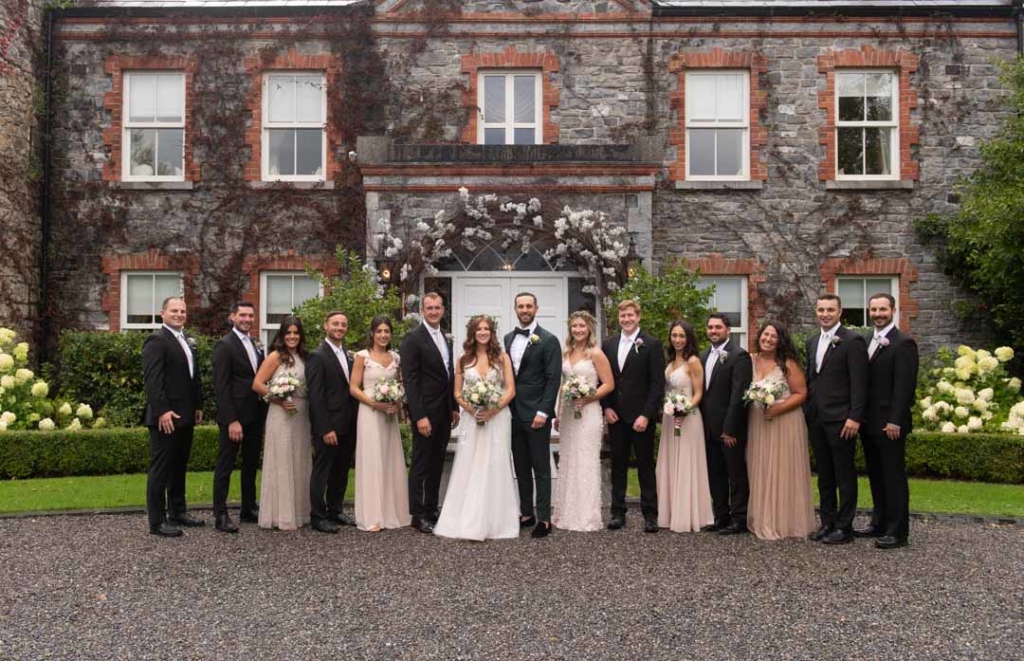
[434,363,520,541]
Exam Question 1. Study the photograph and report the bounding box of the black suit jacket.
[865,327,919,435]
[504,325,561,423]
[212,330,267,426]
[142,326,202,427]
[306,340,358,440]
[698,340,753,442]
[804,326,869,424]
[600,330,666,424]
[400,323,457,424]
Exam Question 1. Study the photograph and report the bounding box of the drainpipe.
[1017,0,1023,56]
[39,8,53,362]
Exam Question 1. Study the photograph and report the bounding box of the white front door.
[449,273,568,351]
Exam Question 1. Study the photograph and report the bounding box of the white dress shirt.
[510,320,537,374]
[233,327,258,373]
[425,323,450,376]
[869,321,895,359]
[330,342,350,381]
[164,324,194,378]
[704,339,730,389]
[816,324,840,373]
[617,328,640,372]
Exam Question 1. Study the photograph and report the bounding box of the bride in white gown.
[434,315,520,541]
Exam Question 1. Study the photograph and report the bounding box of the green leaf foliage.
[605,262,712,346]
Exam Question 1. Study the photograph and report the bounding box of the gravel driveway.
[0,511,1021,660]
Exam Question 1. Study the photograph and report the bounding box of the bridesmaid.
[252,316,312,531]
[655,320,713,532]
[349,316,411,532]
[552,311,614,532]
[746,320,815,540]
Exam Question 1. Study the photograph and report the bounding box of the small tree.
[606,262,712,346]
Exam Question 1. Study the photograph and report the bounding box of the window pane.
[864,128,892,176]
[688,129,715,176]
[837,279,864,308]
[126,276,154,320]
[295,75,322,123]
[513,128,535,145]
[716,74,744,122]
[713,277,742,314]
[716,129,743,176]
[295,129,322,176]
[484,76,505,123]
[267,129,295,176]
[128,75,157,123]
[484,128,505,145]
[866,73,893,121]
[266,276,293,315]
[155,75,183,123]
[293,276,320,305]
[129,129,156,176]
[687,75,716,121]
[514,76,535,123]
[837,73,865,122]
[841,309,866,327]
[865,278,893,296]
[156,129,183,176]
[267,75,295,123]
[154,274,182,307]
[837,127,863,176]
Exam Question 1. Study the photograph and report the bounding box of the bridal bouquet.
[663,391,695,436]
[743,381,786,414]
[372,378,405,422]
[463,379,504,427]
[562,374,597,419]
[264,374,304,415]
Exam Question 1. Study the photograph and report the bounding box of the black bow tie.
[514,328,531,337]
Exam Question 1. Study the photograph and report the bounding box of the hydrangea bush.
[0,328,103,431]
[916,344,1021,434]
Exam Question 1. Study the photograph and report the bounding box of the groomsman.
[858,293,918,549]
[142,296,203,537]
[601,299,665,533]
[804,294,868,545]
[504,293,561,539]
[211,302,267,533]
[401,292,459,533]
[306,310,358,533]
[698,313,753,535]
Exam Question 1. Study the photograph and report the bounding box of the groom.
[504,292,561,539]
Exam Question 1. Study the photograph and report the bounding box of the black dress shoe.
[718,522,748,536]
[520,516,537,528]
[700,522,725,533]
[644,518,659,533]
[808,525,834,542]
[875,535,908,549]
[215,513,239,533]
[411,517,434,534]
[425,511,440,525]
[607,516,625,530]
[150,522,183,537]
[312,519,339,534]
[530,521,551,538]
[822,529,854,545]
[854,525,884,538]
[169,513,205,527]
[329,513,356,527]
[239,508,259,523]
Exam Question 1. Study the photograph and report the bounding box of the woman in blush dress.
[434,315,520,542]
[552,311,614,532]
[656,320,713,533]
[746,320,815,541]
[252,316,312,531]
[349,315,411,532]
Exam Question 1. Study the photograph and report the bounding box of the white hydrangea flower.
[38,417,55,431]
[67,418,82,431]
[941,421,956,433]
[936,381,954,394]
[954,388,975,405]
[0,375,14,389]
[0,411,15,425]
[922,407,938,422]
[973,399,988,413]
[31,381,49,398]
[14,368,33,384]
[957,345,976,359]
[12,343,28,361]
[967,416,983,431]
[1009,377,1022,393]
[919,397,932,410]
[58,402,72,416]
[94,417,107,428]
[994,346,1014,362]
[977,356,999,373]
[954,406,969,419]
[0,354,13,373]
[978,388,995,402]
[957,424,970,434]
[76,404,93,420]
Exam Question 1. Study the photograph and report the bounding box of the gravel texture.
[0,510,1021,660]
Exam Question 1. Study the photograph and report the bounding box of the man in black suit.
[804,293,868,545]
[306,310,358,533]
[601,299,665,533]
[400,292,459,533]
[698,313,754,535]
[858,293,918,549]
[504,292,561,539]
[142,296,204,537]
[211,301,267,533]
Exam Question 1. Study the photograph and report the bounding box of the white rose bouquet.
[372,378,405,422]
[743,380,786,417]
[264,373,304,415]
[663,391,695,436]
[561,374,597,419]
[462,379,504,427]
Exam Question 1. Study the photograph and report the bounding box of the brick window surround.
[667,48,768,183]
[817,46,920,181]
[242,48,342,182]
[685,254,767,350]
[819,257,919,332]
[241,252,339,337]
[103,55,199,183]
[460,47,560,145]
[101,250,201,332]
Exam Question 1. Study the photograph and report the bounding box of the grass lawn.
[2,470,1023,517]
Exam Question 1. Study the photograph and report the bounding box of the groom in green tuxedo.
[504,293,562,539]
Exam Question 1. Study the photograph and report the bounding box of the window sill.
[675,180,764,191]
[249,181,334,190]
[111,181,194,191]
[826,180,914,191]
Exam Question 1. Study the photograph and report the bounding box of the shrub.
[915,344,1020,434]
[606,262,711,344]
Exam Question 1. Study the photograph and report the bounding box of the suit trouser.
[862,430,909,540]
[609,420,657,518]
[212,418,265,516]
[511,417,552,521]
[310,431,355,521]
[705,434,749,525]
[408,413,451,519]
[147,425,195,529]
[808,419,858,530]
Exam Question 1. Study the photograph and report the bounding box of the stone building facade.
[33,0,1021,352]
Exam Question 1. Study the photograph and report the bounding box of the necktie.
[705,347,720,388]
[242,335,257,372]
[336,347,350,381]
[816,333,830,373]
[432,330,449,374]
[617,335,632,371]
[869,334,882,358]
[175,332,194,378]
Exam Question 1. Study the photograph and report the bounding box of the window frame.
[119,271,184,331]
[834,69,900,181]
[836,275,900,327]
[259,271,324,345]
[476,70,543,146]
[684,70,751,181]
[261,71,328,182]
[121,71,186,182]
[697,275,749,348]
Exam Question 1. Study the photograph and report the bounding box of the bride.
[434,314,520,541]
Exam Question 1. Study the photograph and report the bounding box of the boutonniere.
[444,333,453,343]
[252,338,264,353]
[829,335,841,347]
[345,349,354,361]
[633,337,644,354]
[529,334,540,345]
[185,336,197,350]
[718,350,729,364]
[877,336,890,348]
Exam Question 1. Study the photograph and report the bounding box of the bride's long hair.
[460,315,503,371]
[563,310,597,357]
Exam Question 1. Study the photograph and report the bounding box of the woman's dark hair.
[756,320,802,376]
[365,315,393,351]
[460,315,503,371]
[666,320,698,362]
[269,315,309,367]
